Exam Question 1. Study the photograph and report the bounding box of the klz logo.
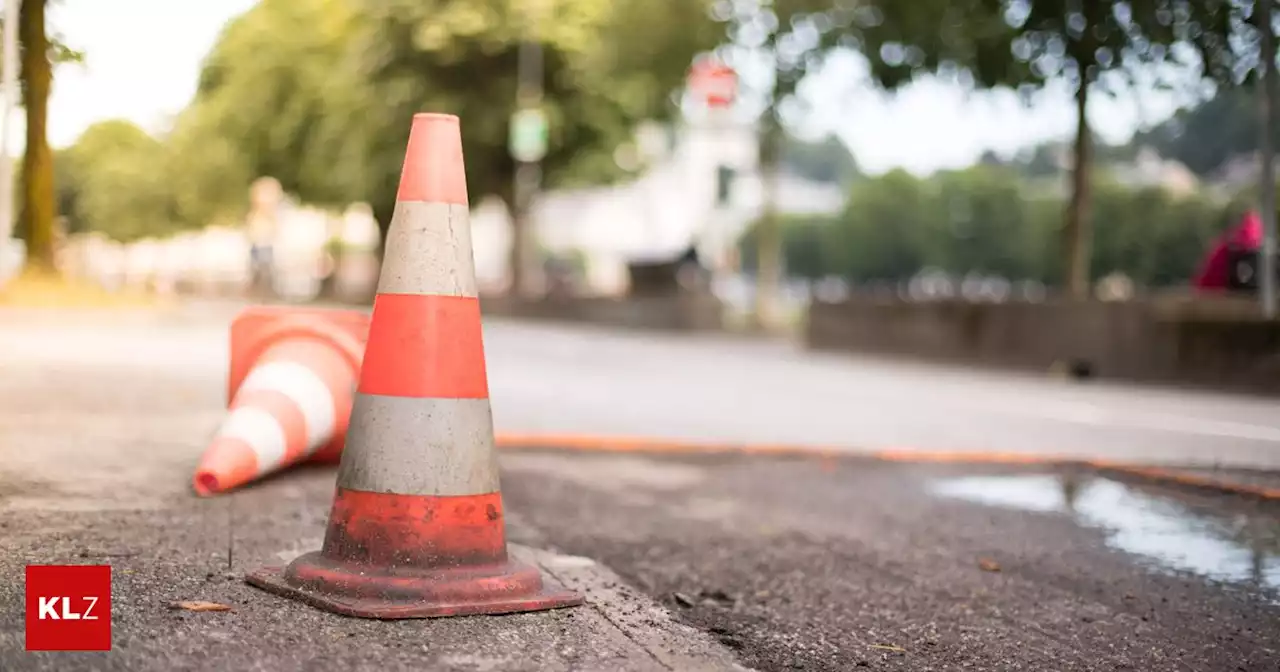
[37,596,102,620]
[25,565,112,651]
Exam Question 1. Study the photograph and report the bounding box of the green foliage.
[184,0,361,209]
[166,0,723,231]
[54,0,724,241]
[1088,179,1223,286]
[740,166,1226,288]
[57,120,174,242]
[345,0,723,226]
[1135,86,1263,177]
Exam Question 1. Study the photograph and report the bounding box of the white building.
[469,119,846,296]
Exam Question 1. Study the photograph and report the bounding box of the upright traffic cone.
[193,306,370,496]
[246,113,583,618]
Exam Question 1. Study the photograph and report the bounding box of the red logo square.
[25,565,112,651]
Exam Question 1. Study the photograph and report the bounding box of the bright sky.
[37,0,1195,176]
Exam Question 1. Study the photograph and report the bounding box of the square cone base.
[246,551,584,619]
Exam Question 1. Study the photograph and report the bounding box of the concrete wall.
[481,294,726,334]
[805,296,1280,394]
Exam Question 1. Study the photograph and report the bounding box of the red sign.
[688,58,737,108]
[25,565,112,651]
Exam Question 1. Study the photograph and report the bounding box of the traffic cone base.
[246,112,583,618]
[247,557,581,619]
[246,489,580,618]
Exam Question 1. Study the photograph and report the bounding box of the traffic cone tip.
[397,112,467,205]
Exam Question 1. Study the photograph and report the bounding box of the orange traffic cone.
[193,306,369,496]
[246,113,583,618]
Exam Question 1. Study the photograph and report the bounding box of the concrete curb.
[493,433,1280,501]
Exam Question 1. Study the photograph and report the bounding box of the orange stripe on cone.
[193,307,367,496]
[359,293,488,398]
[246,112,582,619]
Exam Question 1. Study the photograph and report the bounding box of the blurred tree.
[181,0,361,211]
[57,120,176,242]
[347,0,723,294]
[1089,178,1221,286]
[716,0,852,325]
[183,0,722,295]
[17,0,54,270]
[830,168,940,281]
[738,213,834,279]
[932,165,1045,278]
[1135,87,1262,177]
[6,0,80,271]
[851,0,1241,297]
[741,165,1224,288]
[782,134,859,184]
[162,106,256,231]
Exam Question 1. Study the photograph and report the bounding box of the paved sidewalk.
[0,333,745,671]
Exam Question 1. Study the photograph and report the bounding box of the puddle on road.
[931,474,1280,592]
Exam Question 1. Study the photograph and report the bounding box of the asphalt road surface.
[501,449,1280,671]
[3,302,1279,469]
[1,304,1278,670]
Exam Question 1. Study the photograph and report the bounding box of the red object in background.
[688,58,737,108]
[1193,210,1264,290]
[25,565,112,651]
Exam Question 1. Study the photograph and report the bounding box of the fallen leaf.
[978,558,1001,572]
[170,601,233,612]
[869,644,906,653]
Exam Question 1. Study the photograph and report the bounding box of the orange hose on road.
[493,432,1280,500]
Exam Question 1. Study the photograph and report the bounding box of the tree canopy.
[847,0,1254,297]
[57,120,173,242]
[176,0,723,232]
[739,164,1227,289]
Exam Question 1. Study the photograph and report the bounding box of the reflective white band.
[377,202,478,297]
[216,407,288,473]
[239,360,336,455]
[337,394,499,496]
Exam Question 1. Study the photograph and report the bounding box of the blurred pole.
[753,113,782,330]
[511,15,544,298]
[1259,0,1277,318]
[0,0,20,243]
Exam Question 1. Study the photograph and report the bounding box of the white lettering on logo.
[38,596,59,620]
[36,596,99,620]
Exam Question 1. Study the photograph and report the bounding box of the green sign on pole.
[509,108,549,163]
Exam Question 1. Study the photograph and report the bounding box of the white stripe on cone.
[376,203,478,297]
[214,407,288,473]
[238,360,337,453]
[337,395,499,496]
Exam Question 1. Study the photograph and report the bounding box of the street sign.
[509,108,549,163]
[688,58,737,109]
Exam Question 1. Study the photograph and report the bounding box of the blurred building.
[470,121,847,296]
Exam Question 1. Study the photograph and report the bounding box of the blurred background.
[2,0,1280,386]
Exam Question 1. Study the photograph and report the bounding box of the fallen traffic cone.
[193,306,370,496]
[246,113,583,618]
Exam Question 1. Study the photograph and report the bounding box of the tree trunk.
[18,0,54,273]
[753,116,783,329]
[1063,73,1092,299]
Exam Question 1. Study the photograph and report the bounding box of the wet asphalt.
[501,449,1280,671]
